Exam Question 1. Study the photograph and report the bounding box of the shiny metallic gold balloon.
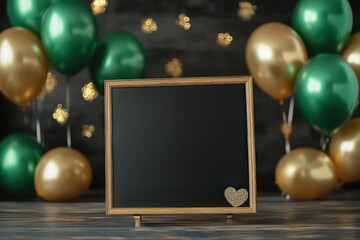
[0,27,48,107]
[275,148,339,200]
[342,32,360,97]
[35,147,92,202]
[330,118,360,183]
[246,22,308,100]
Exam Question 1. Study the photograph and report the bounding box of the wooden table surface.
[0,192,359,239]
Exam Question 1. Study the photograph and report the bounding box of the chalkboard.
[105,77,256,215]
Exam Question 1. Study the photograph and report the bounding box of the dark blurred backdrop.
[0,0,359,192]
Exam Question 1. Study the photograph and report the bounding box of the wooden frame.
[105,76,256,215]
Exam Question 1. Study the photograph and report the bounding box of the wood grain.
[0,193,359,239]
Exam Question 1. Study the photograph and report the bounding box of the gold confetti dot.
[281,123,293,137]
[82,82,98,102]
[238,1,257,21]
[82,125,95,138]
[141,18,158,34]
[44,72,57,94]
[217,33,233,47]
[165,58,183,77]
[184,23,191,30]
[52,104,69,125]
[176,13,191,30]
[40,72,57,98]
[91,0,108,15]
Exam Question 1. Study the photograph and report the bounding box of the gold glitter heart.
[224,187,248,207]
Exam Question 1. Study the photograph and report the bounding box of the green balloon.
[296,54,358,136]
[41,0,98,76]
[7,0,58,36]
[0,133,44,197]
[293,0,352,56]
[89,32,147,95]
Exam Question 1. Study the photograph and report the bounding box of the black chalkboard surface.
[105,77,256,215]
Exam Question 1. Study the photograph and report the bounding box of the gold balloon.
[0,27,48,107]
[275,148,339,200]
[246,22,308,100]
[342,32,360,98]
[35,147,92,202]
[330,118,360,182]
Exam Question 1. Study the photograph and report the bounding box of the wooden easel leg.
[226,214,233,224]
[134,215,142,228]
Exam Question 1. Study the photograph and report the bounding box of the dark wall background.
[0,0,359,192]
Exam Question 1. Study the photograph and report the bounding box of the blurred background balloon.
[275,148,339,200]
[35,147,92,201]
[293,0,352,56]
[7,0,58,36]
[0,27,48,107]
[41,0,98,76]
[89,31,147,95]
[330,118,360,183]
[295,54,358,136]
[245,22,308,101]
[0,133,44,197]
[342,32,360,97]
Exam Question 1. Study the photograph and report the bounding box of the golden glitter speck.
[91,0,108,15]
[224,187,248,207]
[52,104,69,125]
[165,58,183,77]
[40,72,57,98]
[44,72,57,94]
[176,13,191,30]
[82,125,95,138]
[217,33,233,47]
[141,18,158,34]
[238,1,257,21]
[82,82,98,102]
